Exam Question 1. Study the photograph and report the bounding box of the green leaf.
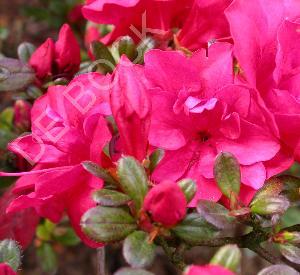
[0,58,35,91]
[82,161,119,186]
[117,36,138,61]
[251,178,283,205]
[0,239,21,271]
[197,200,237,229]
[36,224,51,241]
[91,41,116,73]
[148,148,164,173]
[279,244,300,264]
[53,228,80,246]
[117,156,149,212]
[178,179,197,203]
[258,264,298,275]
[123,231,156,268]
[37,243,58,273]
[0,107,14,130]
[17,42,36,63]
[210,244,241,272]
[136,38,156,64]
[250,195,290,215]
[114,268,154,275]
[93,189,131,206]
[172,213,218,245]
[81,206,137,243]
[214,152,241,201]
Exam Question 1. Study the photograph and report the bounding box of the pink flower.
[1,73,112,247]
[110,56,151,161]
[13,100,31,132]
[177,0,233,51]
[225,0,300,166]
[144,47,281,205]
[185,264,235,275]
[68,4,84,23]
[143,180,187,227]
[0,263,16,275]
[29,24,80,81]
[0,189,39,249]
[82,0,192,45]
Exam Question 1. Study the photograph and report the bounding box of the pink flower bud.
[185,265,235,275]
[143,180,187,227]
[29,38,54,80]
[14,100,31,132]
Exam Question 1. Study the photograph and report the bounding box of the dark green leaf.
[148,148,164,173]
[172,213,218,245]
[258,264,298,275]
[17,42,36,63]
[82,161,119,186]
[0,58,35,91]
[37,243,58,273]
[123,231,156,268]
[178,179,197,203]
[250,195,290,215]
[210,244,241,272]
[114,268,154,275]
[0,239,21,271]
[117,156,149,211]
[279,244,300,264]
[118,36,137,61]
[251,178,283,205]
[81,206,137,243]
[197,200,237,229]
[93,189,131,206]
[214,152,241,201]
[91,41,116,73]
[54,228,80,246]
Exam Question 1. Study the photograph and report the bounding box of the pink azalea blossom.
[82,0,192,44]
[0,189,39,249]
[185,264,235,275]
[143,180,187,227]
[1,73,112,247]
[29,24,80,81]
[177,0,233,51]
[110,56,151,161]
[145,46,281,205]
[0,263,16,275]
[225,0,300,164]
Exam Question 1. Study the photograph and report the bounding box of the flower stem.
[97,247,106,275]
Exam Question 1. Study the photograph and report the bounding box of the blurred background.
[1,1,300,274]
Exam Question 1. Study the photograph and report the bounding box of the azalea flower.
[0,189,39,249]
[1,73,111,247]
[185,264,235,275]
[225,0,300,165]
[82,0,192,45]
[176,0,233,51]
[29,24,80,81]
[145,46,282,205]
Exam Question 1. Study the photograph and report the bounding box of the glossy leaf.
[117,156,149,212]
[118,36,137,61]
[250,195,290,215]
[178,179,197,203]
[279,244,300,264]
[0,239,21,271]
[37,243,58,273]
[258,264,298,275]
[0,58,35,91]
[197,200,237,229]
[172,213,218,244]
[148,149,164,173]
[214,152,241,201]
[114,268,154,275]
[123,231,156,268]
[93,189,131,206]
[91,41,116,73]
[210,244,241,272]
[17,42,36,63]
[81,206,137,243]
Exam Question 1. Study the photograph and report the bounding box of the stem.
[156,237,186,271]
[97,247,106,275]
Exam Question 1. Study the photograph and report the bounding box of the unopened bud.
[13,100,31,132]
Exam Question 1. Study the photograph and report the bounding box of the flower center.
[198,131,211,142]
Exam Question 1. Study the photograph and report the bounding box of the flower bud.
[13,99,31,132]
[273,231,300,245]
[143,181,187,227]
